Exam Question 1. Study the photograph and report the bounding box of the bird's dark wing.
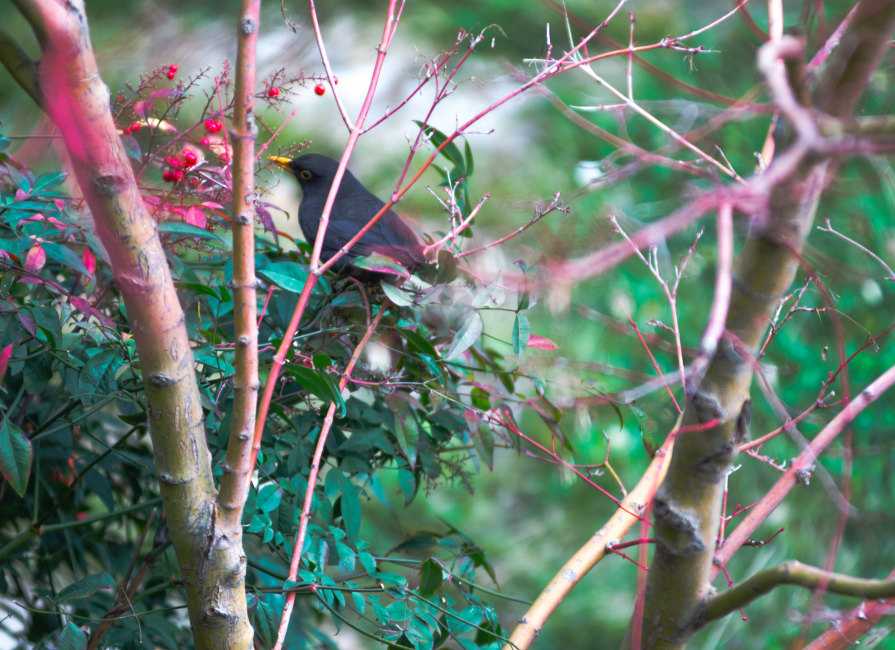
[322,207,425,269]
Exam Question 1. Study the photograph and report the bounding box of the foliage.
[1,1,895,649]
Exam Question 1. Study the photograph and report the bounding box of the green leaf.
[418,558,444,598]
[174,282,221,300]
[259,262,328,294]
[0,419,31,497]
[256,484,282,514]
[56,572,117,602]
[119,411,147,426]
[436,250,458,284]
[515,261,529,310]
[338,472,361,541]
[336,541,356,572]
[121,135,142,162]
[394,532,439,553]
[41,242,94,280]
[474,424,495,471]
[157,221,223,242]
[400,328,440,359]
[32,172,68,193]
[255,600,278,647]
[395,407,420,468]
[512,313,531,360]
[414,121,465,175]
[284,365,344,415]
[631,405,657,458]
[351,590,366,615]
[397,468,416,505]
[0,136,10,152]
[464,139,475,177]
[358,549,376,576]
[24,353,53,394]
[444,311,483,361]
[78,350,119,404]
[448,606,484,636]
[57,622,88,650]
[352,254,410,279]
[312,353,332,369]
[381,281,414,307]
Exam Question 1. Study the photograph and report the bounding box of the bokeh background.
[2,0,894,648]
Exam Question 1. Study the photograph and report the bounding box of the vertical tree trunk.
[6,0,254,646]
[628,3,895,647]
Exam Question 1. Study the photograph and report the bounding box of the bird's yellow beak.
[269,156,292,171]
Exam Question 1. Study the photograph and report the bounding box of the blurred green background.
[2,0,894,648]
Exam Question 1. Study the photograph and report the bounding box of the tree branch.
[703,561,895,624]
[0,24,40,105]
[216,0,260,533]
[6,0,252,646]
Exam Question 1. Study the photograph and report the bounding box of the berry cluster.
[313,76,337,96]
[166,64,178,80]
[122,121,142,135]
[205,119,223,134]
[162,148,199,183]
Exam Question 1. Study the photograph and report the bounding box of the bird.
[269,154,425,279]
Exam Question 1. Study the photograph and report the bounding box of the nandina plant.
[1,1,894,650]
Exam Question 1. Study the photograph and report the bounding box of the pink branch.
[255,109,297,162]
[713,362,895,577]
[307,0,352,131]
[272,303,389,650]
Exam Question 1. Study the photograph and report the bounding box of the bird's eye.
[300,170,312,180]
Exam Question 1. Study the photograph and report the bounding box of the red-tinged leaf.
[201,201,226,210]
[15,188,28,202]
[527,335,559,350]
[24,245,46,273]
[132,100,149,119]
[184,206,206,229]
[352,254,410,279]
[69,296,116,330]
[0,418,31,497]
[17,310,36,337]
[255,203,275,233]
[0,344,12,382]
[82,247,96,276]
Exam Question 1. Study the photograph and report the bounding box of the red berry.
[200,137,211,147]
[123,127,132,135]
[166,70,176,80]
[314,83,325,96]
[205,119,215,132]
[215,120,224,133]
[130,122,141,132]
[183,150,198,166]
[162,170,173,182]
[333,77,338,85]
[169,64,178,72]
[188,177,200,188]
[219,153,230,164]
[168,156,183,168]
[268,87,280,97]
[173,169,185,182]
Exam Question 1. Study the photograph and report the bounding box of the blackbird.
[270,154,424,277]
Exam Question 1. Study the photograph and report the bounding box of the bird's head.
[269,153,341,196]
